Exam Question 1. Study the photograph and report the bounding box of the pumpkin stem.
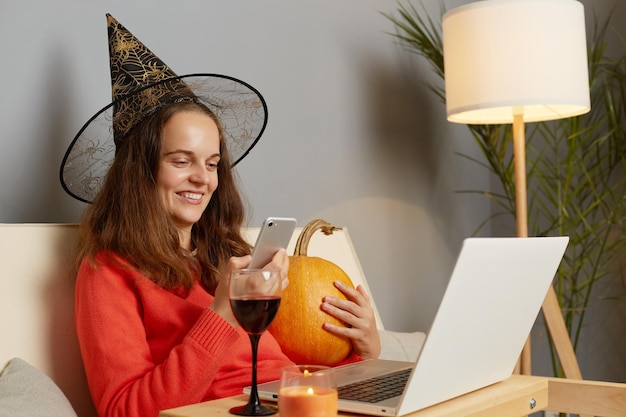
[293,219,342,256]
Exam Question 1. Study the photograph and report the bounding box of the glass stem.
[248,333,262,407]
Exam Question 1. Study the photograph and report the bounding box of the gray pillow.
[0,358,78,417]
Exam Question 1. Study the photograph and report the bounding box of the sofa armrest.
[378,330,426,362]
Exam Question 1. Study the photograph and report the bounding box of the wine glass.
[229,269,282,416]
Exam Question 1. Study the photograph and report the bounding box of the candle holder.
[278,365,338,417]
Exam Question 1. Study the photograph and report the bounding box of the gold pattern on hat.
[106,14,196,145]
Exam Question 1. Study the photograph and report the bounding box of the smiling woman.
[63,13,381,417]
[64,14,297,417]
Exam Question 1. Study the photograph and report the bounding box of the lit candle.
[278,385,338,417]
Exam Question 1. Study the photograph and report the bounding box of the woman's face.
[156,110,221,236]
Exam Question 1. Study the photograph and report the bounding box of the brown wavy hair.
[76,101,252,293]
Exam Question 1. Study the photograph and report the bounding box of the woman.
[63,13,380,417]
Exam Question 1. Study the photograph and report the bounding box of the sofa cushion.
[379,330,426,362]
[0,358,77,417]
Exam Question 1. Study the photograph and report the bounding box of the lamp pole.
[512,113,531,374]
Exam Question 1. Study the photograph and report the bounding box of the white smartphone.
[248,217,297,269]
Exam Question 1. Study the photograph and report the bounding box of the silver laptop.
[253,236,569,416]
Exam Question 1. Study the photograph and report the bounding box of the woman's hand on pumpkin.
[321,281,381,360]
[210,255,251,327]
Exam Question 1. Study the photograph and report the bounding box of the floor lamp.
[442,0,590,379]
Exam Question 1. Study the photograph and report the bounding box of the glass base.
[229,402,277,416]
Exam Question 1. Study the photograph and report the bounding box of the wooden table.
[159,375,626,417]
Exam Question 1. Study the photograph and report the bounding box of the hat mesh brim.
[60,74,268,203]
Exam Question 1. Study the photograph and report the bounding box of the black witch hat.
[60,14,268,203]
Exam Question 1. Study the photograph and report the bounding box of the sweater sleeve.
[74,255,241,417]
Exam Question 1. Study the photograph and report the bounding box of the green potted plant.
[383,1,626,377]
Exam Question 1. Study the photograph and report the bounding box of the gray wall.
[1,0,623,382]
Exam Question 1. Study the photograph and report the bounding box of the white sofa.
[0,223,425,417]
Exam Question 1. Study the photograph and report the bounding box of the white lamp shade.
[443,0,590,124]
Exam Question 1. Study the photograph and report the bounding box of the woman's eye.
[173,159,189,167]
[207,159,220,170]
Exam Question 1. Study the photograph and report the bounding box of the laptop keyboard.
[337,368,412,403]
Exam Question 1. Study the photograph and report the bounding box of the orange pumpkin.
[269,219,354,366]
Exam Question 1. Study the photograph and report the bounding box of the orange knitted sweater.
[75,252,294,417]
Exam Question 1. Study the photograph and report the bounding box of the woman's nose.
[190,167,211,184]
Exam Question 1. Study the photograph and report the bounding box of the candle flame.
[303,370,310,376]
[307,387,314,395]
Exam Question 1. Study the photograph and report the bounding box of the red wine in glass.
[229,269,282,416]
[230,296,281,334]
